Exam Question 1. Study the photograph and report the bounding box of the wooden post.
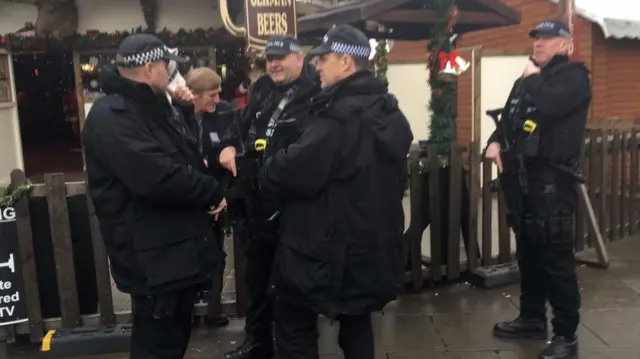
[468,46,482,270]
[428,146,442,281]
[10,170,44,342]
[72,52,87,171]
[467,142,480,270]
[481,160,494,265]
[72,52,86,132]
[576,184,610,268]
[559,0,581,61]
[472,47,482,146]
[45,173,81,328]
[405,150,425,290]
[629,130,639,235]
[447,145,462,279]
[86,195,115,325]
[556,0,567,16]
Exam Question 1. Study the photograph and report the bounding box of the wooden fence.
[402,128,640,290]
[0,170,242,344]
[586,117,640,131]
[0,128,638,344]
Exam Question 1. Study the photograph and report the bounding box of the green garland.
[427,0,459,158]
[373,39,388,84]
[0,27,233,52]
[0,180,32,208]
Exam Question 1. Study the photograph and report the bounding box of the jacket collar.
[542,54,569,73]
[310,70,386,113]
[99,65,170,109]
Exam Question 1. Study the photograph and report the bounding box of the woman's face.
[193,88,221,113]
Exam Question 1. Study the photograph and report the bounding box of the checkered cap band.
[329,41,371,59]
[266,40,302,53]
[558,28,571,37]
[119,46,168,67]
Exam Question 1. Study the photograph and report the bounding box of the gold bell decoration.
[437,50,470,82]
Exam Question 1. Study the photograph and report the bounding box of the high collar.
[319,70,386,100]
[541,54,569,72]
[99,65,170,107]
[310,70,387,113]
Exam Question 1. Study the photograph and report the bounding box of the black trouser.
[517,174,580,337]
[205,220,228,317]
[274,298,374,359]
[243,224,277,341]
[130,287,199,359]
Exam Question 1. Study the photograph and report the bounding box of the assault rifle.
[486,108,528,230]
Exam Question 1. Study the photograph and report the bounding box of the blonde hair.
[185,67,222,93]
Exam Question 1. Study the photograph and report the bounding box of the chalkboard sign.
[0,206,28,326]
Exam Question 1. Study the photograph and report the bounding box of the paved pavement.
[7,236,640,359]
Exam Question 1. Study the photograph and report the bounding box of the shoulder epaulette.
[107,94,126,111]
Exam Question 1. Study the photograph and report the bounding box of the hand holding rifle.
[485,142,503,173]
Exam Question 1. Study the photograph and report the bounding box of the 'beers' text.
[249,0,293,37]
[257,12,287,36]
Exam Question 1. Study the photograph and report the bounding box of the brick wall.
[387,40,429,64]
[590,25,640,119]
[386,0,640,146]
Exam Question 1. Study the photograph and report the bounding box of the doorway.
[13,51,84,182]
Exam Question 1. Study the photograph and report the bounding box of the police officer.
[185,66,235,326]
[260,25,413,359]
[485,20,591,359]
[82,34,227,358]
[218,35,321,359]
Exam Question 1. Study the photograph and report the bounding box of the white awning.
[549,0,640,39]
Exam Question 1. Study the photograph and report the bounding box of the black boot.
[224,336,274,359]
[539,336,578,359]
[492,317,547,339]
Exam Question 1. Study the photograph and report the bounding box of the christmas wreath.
[427,0,465,158]
[0,180,32,208]
[0,26,235,52]
[373,39,388,84]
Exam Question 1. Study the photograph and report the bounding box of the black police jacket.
[193,101,234,161]
[220,63,320,156]
[183,101,234,177]
[218,63,321,217]
[489,55,591,166]
[195,101,241,199]
[260,71,414,318]
[81,66,225,296]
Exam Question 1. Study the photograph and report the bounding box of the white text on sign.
[0,280,20,318]
[0,254,15,273]
[0,207,15,222]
